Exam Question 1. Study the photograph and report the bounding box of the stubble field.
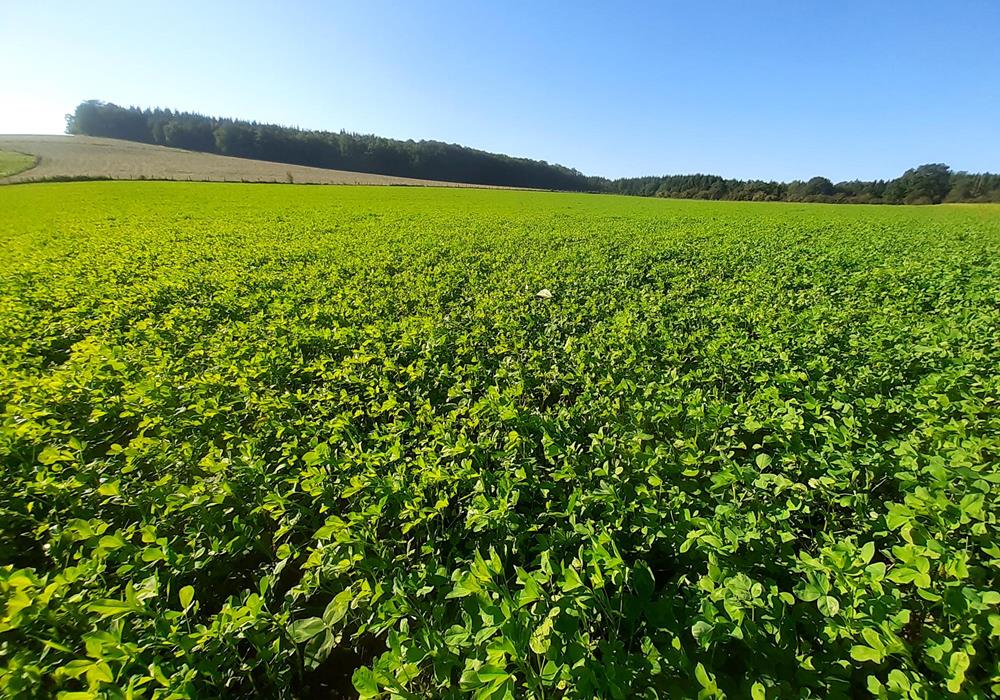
[0,136,489,188]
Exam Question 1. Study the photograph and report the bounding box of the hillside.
[65,102,1000,203]
[0,135,496,187]
[66,101,594,190]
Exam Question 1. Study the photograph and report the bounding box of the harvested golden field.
[0,135,493,187]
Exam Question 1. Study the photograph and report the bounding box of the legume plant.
[1,183,998,698]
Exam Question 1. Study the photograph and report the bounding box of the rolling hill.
[0,135,498,187]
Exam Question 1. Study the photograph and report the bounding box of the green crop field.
[1,182,998,699]
[0,150,36,179]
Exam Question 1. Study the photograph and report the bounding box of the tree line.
[66,101,1000,203]
[608,167,1000,204]
[65,101,593,191]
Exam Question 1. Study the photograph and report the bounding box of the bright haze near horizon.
[2,0,998,182]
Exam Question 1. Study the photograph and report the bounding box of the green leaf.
[859,541,875,564]
[540,659,560,683]
[141,547,166,563]
[352,666,379,698]
[476,665,511,683]
[861,628,884,652]
[322,589,353,625]
[88,599,139,618]
[817,595,840,617]
[447,572,481,599]
[529,616,554,655]
[888,567,927,586]
[850,645,883,663]
[58,660,92,680]
[885,506,911,530]
[98,534,126,550]
[38,445,73,465]
[289,617,326,643]
[694,662,717,692]
[178,585,195,610]
[86,661,114,684]
[444,624,469,648]
[560,567,584,592]
[691,620,713,643]
[946,650,970,693]
[516,567,543,608]
[751,681,767,700]
[888,669,910,690]
[867,675,885,694]
[97,480,120,496]
[866,562,886,580]
[795,581,822,602]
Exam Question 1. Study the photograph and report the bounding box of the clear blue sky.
[2,1,998,181]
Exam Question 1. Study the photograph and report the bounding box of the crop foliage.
[0,183,998,698]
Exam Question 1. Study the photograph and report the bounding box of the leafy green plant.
[0,183,998,698]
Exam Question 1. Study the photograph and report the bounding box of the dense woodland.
[67,101,1000,203]
[608,168,1000,204]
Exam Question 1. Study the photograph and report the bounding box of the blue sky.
[2,1,997,181]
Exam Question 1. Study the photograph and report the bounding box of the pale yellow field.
[0,135,495,187]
